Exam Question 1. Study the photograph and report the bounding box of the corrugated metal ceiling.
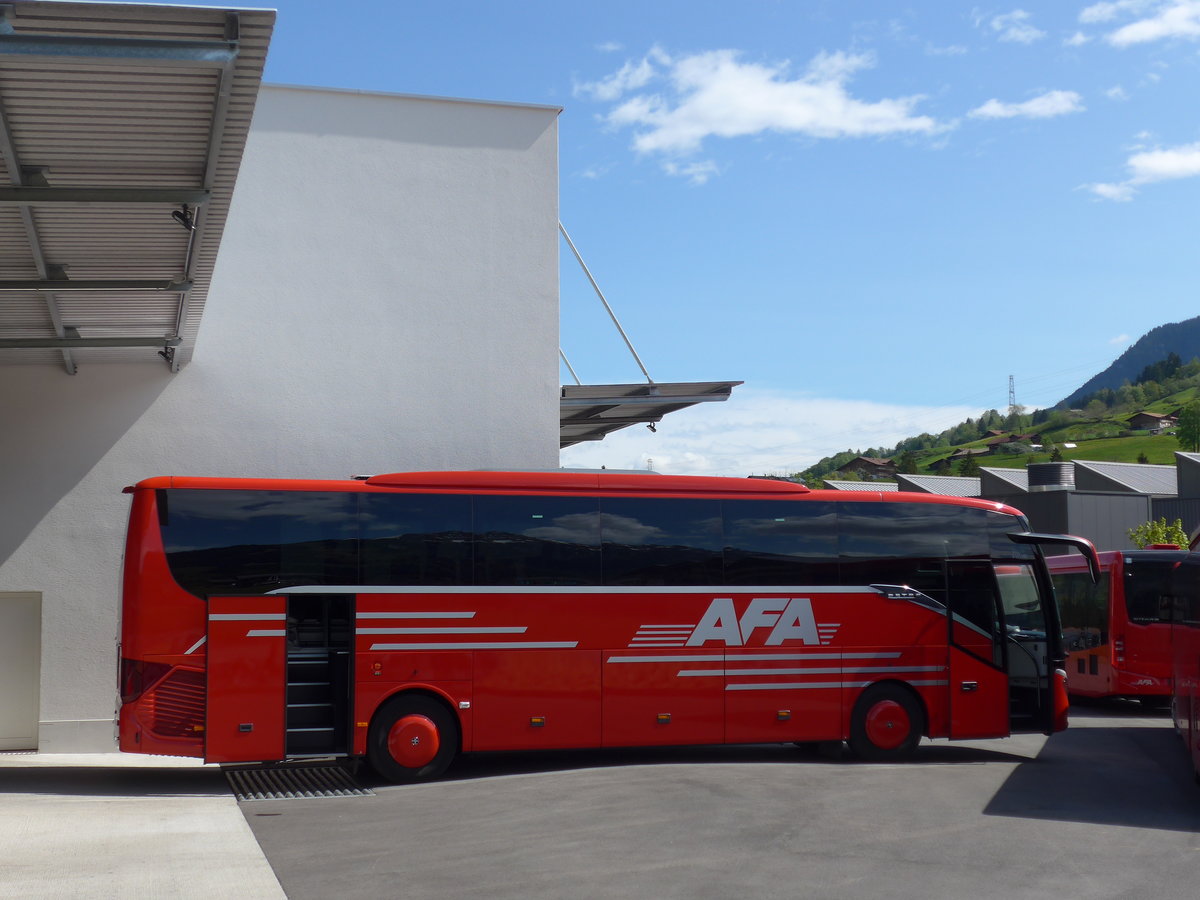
[0,1,273,373]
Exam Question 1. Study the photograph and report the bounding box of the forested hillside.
[1060,316,1200,408]
[797,350,1200,485]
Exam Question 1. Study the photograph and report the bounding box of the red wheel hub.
[387,714,440,768]
[864,699,910,750]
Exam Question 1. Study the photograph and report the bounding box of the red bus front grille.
[146,668,205,738]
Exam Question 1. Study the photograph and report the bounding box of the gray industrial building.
[826,453,1200,553]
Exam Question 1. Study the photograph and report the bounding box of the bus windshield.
[995,563,1045,638]
[1123,558,1184,625]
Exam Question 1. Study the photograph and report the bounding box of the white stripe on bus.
[726,679,950,691]
[606,652,903,664]
[357,626,526,635]
[356,611,475,619]
[369,641,579,650]
[276,585,879,595]
[680,665,946,677]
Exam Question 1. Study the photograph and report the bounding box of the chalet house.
[984,433,1043,452]
[838,456,897,479]
[1126,411,1178,433]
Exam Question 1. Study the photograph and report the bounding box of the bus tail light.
[1053,669,1070,732]
[1114,638,1126,664]
[120,658,171,704]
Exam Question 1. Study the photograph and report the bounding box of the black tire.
[1139,696,1169,711]
[367,694,459,783]
[847,683,925,762]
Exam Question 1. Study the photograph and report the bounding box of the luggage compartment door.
[206,595,287,764]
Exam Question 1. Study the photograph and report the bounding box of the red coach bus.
[1047,550,1189,707]
[118,471,1096,782]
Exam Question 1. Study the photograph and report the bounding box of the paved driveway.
[244,704,1200,900]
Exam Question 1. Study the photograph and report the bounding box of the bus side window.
[599,497,723,586]
[474,495,601,586]
[161,489,358,595]
[837,502,989,606]
[722,500,837,586]
[360,493,472,586]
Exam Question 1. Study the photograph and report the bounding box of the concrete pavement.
[0,752,285,899]
[2,706,1197,899]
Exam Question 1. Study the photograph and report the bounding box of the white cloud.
[1080,1,1156,24]
[558,389,980,477]
[988,9,1046,43]
[1086,139,1200,200]
[662,159,721,185]
[573,47,669,102]
[926,43,969,55]
[1083,0,1200,45]
[1087,181,1137,201]
[586,47,944,165]
[1105,85,1130,99]
[596,41,623,53]
[968,89,1085,119]
[1109,333,1132,344]
[1064,31,1093,45]
[579,163,615,180]
[1128,142,1200,179]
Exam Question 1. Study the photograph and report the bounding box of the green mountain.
[1060,315,1200,408]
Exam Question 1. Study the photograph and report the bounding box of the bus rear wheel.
[848,684,924,761]
[367,694,459,783]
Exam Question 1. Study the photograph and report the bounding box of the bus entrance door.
[947,646,1009,739]
[205,595,287,764]
[946,562,1010,740]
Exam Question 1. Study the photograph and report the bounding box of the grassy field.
[923,433,1186,472]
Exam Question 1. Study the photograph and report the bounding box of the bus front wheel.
[367,694,459,783]
[848,684,924,761]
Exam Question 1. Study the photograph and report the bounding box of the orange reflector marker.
[777,710,791,721]
[657,713,671,724]
[356,721,368,728]
[530,716,545,727]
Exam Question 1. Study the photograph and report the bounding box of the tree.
[1050,445,1064,462]
[1128,517,1189,549]
[1137,452,1150,464]
[1177,400,1200,452]
[895,450,919,475]
[956,455,981,477]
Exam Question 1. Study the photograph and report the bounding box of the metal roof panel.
[0,1,274,372]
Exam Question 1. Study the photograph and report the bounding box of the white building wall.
[0,86,561,751]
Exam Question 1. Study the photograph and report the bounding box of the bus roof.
[126,471,1021,514]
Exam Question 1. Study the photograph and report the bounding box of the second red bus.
[1048,549,1185,707]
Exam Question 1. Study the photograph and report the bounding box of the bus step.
[287,704,334,727]
[223,763,372,802]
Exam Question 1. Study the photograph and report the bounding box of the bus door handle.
[960,681,979,693]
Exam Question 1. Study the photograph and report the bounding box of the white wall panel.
[0,87,560,750]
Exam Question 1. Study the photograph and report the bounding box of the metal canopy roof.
[0,1,273,374]
[560,381,741,449]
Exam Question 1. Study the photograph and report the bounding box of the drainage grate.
[224,764,374,801]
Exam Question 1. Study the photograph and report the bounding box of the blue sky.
[157,1,1200,474]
